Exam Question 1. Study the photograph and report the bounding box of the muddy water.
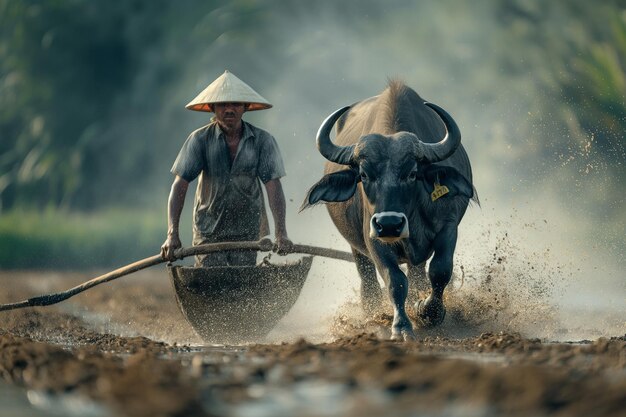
[0,267,624,417]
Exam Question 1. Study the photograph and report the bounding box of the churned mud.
[0,269,624,417]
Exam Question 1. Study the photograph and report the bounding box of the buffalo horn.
[316,106,354,165]
[419,102,462,163]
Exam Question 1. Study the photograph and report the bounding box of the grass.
[0,207,172,270]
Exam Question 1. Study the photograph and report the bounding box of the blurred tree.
[0,0,135,209]
[495,0,626,224]
[556,11,626,165]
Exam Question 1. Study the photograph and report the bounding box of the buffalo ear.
[421,165,474,200]
[300,169,359,211]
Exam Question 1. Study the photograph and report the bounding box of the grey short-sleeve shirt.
[171,121,286,244]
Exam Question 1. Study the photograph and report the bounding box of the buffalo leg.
[417,227,457,326]
[353,250,382,316]
[379,263,415,341]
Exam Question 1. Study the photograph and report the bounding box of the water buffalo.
[301,80,477,341]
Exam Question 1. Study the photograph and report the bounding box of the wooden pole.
[0,239,354,312]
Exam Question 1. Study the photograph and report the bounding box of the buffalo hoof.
[416,296,446,327]
[391,328,416,342]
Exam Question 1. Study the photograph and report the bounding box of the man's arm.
[160,175,189,260]
[264,178,293,254]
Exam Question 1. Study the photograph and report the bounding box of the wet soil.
[0,269,624,417]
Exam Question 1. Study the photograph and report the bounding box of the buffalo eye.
[408,170,418,181]
[360,172,368,181]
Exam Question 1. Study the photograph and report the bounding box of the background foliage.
[0,0,624,268]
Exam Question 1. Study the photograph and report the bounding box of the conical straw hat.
[185,70,272,112]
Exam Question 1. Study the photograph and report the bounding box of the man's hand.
[274,234,294,256]
[161,234,182,261]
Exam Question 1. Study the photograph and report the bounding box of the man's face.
[214,102,246,131]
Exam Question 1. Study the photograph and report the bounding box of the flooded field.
[0,264,624,417]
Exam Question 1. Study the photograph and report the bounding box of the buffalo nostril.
[374,218,384,233]
[396,217,406,233]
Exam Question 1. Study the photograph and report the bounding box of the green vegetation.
[496,1,626,219]
[0,208,167,269]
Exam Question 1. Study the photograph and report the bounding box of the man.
[161,70,292,266]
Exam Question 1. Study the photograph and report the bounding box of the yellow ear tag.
[431,181,449,202]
